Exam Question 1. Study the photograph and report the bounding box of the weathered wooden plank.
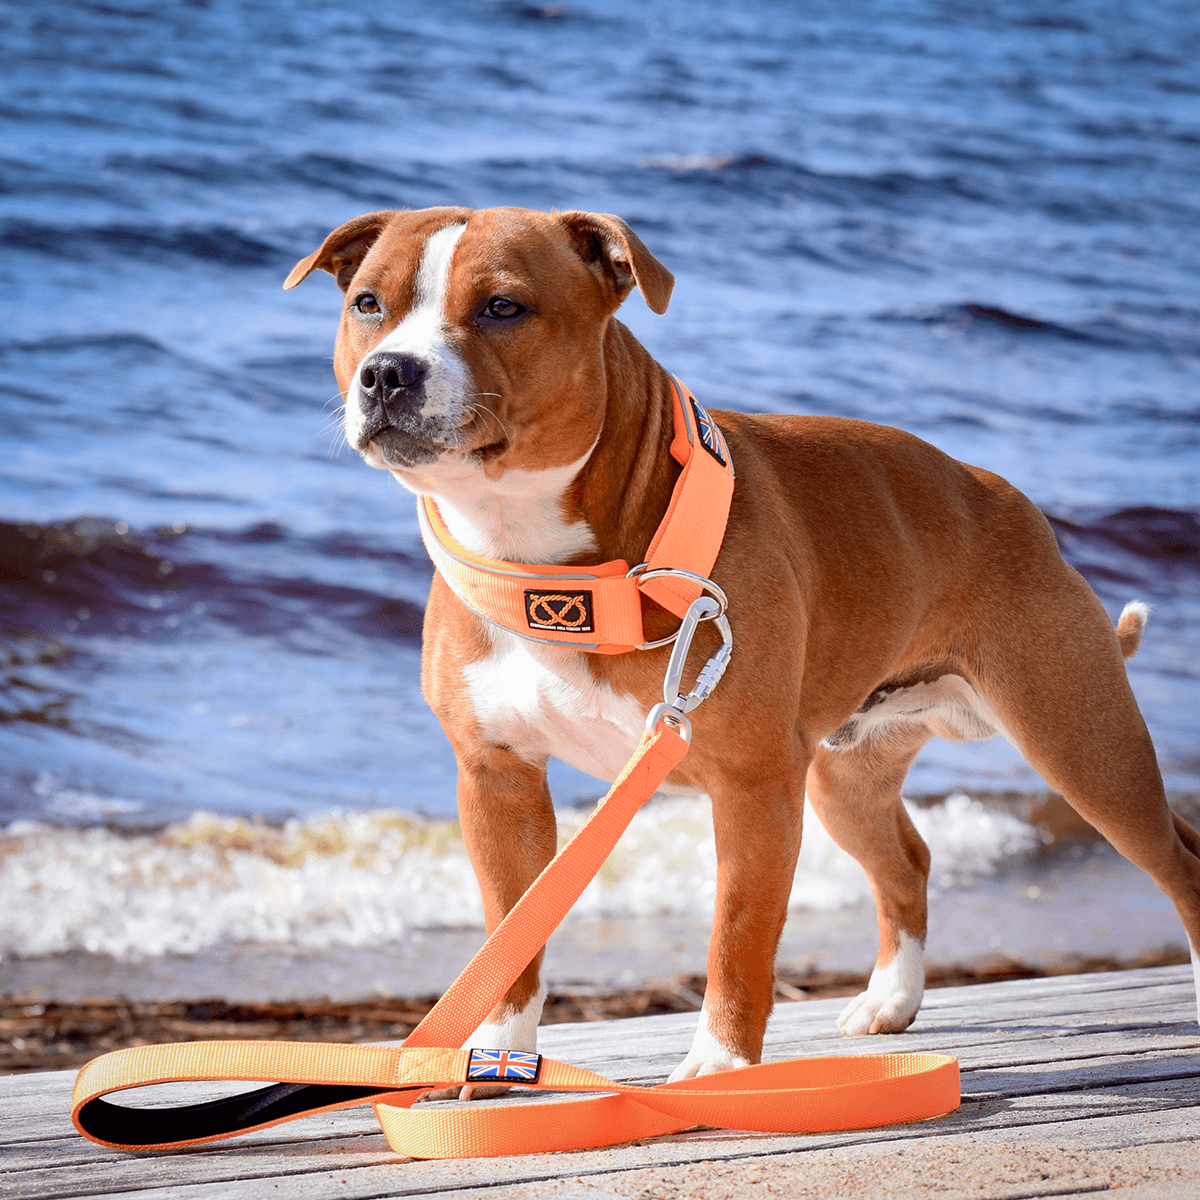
[9,1070,1200,1200]
[5,1013,1193,1139]
[433,1108,1200,1200]
[8,1069,1199,1195]
[7,973,1193,1143]
[4,967,1196,1199]
[8,1035,1198,1168]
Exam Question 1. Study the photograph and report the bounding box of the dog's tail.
[1116,600,1150,660]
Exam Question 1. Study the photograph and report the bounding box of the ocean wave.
[0,518,427,649]
[0,794,1043,960]
[1047,507,1200,596]
[0,331,173,361]
[5,508,1193,658]
[640,151,994,210]
[885,304,1159,351]
[0,220,284,267]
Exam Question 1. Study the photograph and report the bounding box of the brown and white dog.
[286,205,1200,1084]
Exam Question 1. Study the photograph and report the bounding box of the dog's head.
[285,207,673,494]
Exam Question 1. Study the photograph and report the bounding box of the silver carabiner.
[643,701,693,743]
[643,593,734,739]
[662,597,733,713]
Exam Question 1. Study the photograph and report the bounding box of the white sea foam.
[0,794,1043,961]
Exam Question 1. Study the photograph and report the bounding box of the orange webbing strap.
[71,729,961,1159]
[637,378,735,618]
[371,1050,959,1159]
[419,499,647,653]
[73,1036,959,1157]
[417,377,736,654]
[393,730,689,1052]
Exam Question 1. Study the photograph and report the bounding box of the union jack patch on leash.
[465,1047,543,1083]
[689,396,727,467]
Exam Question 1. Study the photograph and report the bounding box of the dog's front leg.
[426,745,557,1100]
[670,774,806,1081]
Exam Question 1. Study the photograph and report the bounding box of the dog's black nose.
[358,352,428,410]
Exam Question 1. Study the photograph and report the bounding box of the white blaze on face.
[347,218,602,569]
[345,222,470,449]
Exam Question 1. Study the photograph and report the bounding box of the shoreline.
[2,945,1187,1076]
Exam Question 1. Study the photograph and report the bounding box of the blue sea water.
[0,0,1198,980]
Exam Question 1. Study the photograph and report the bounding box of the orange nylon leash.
[70,708,960,1160]
[69,381,960,1159]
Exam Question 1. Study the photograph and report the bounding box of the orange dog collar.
[418,377,736,654]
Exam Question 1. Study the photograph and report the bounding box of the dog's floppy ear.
[283,211,398,292]
[558,212,674,314]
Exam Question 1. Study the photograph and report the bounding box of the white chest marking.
[402,441,599,564]
[463,628,644,781]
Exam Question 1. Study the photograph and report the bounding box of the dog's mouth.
[362,424,444,467]
[361,422,509,469]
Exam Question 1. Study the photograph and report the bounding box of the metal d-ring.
[626,563,729,651]
[628,564,734,738]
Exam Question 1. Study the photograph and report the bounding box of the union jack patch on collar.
[465,1047,543,1084]
[689,397,727,467]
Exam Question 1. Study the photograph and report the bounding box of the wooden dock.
[5,965,1199,1200]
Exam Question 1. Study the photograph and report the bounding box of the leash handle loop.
[73,1038,960,1157]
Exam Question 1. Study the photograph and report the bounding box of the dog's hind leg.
[806,728,934,1036]
[974,585,1200,1024]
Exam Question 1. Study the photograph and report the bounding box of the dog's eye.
[483,296,525,320]
[353,293,381,315]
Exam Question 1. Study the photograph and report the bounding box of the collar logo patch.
[690,397,727,467]
[524,589,595,633]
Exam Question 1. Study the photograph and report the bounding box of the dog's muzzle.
[352,350,445,463]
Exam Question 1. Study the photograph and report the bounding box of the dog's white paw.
[837,986,920,1036]
[1190,940,1200,1027]
[668,1004,750,1082]
[836,933,925,1037]
[422,982,545,1102]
